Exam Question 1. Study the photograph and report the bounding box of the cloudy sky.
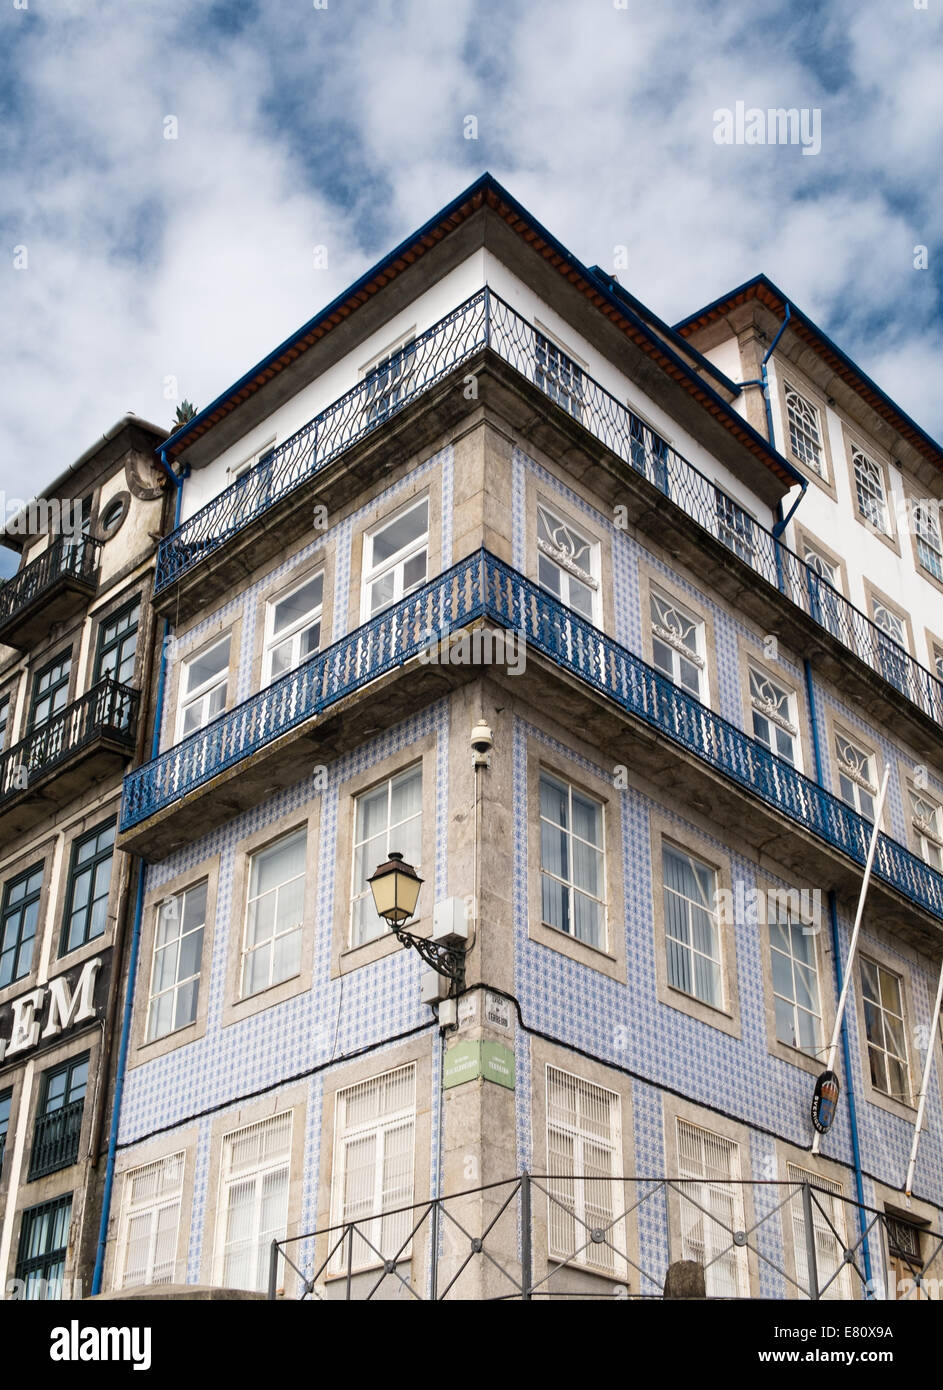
[2,0,941,575]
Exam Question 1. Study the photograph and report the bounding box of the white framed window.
[913,503,943,581]
[749,667,799,766]
[216,1112,292,1292]
[241,829,306,997]
[546,1065,625,1275]
[933,644,943,687]
[361,331,416,426]
[803,546,843,639]
[770,911,822,1054]
[330,1064,416,1274]
[853,447,890,534]
[663,845,722,1008]
[871,599,910,694]
[264,572,323,684]
[178,636,230,738]
[784,382,826,478]
[676,1119,748,1298]
[539,771,606,949]
[351,764,422,947]
[715,489,756,564]
[535,502,599,622]
[534,327,584,421]
[787,1163,853,1300]
[361,497,429,620]
[834,734,877,820]
[227,435,276,485]
[628,409,671,492]
[147,881,207,1041]
[860,957,910,1102]
[909,788,943,870]
[119,1152,185,1289]
[650,589,706,700]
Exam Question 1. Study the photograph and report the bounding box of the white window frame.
[538,770,607,950]
[663,844,723,1009]
[914,503,943,581]
[330,1063,416,1275]
[360,329,417,425]
[650,588,706,702]
[909,788,943,870]
[263,571,324,685]
[545,1064,626,1276]
[871,598,910,694]
[533,321,585,421]
[787,1163,854,1300]
[146,881,208,1042]
[749,666,800,767]
[241,829,306,998]
[360,495,429,623]
[676,1118,748,1298]
[834,734,877,820]
[783,382,826,478]
[714,488,756,564]
[350,763,422,948]
[227,435,276,486]
[803,546,843,639]
[215,1112,292,1292]
[860,957,910,1103]
[177,635,230,740]
[852,446,890,535]
[769,910,823,1055]
[119,1152,185,1289]
[535,500,600,624]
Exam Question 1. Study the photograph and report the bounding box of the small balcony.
[28,1101,84,1181]
[121,552,943,947]
[0,535,101,650]
[154,288,943,750]
[0,677,139,840]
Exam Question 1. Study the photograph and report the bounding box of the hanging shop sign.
[811,1070,841,1134]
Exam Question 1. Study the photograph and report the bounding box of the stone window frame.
[521,472,612,632]
[861,577,916,688]
[249,544,335,694]
[524,736,626,982]
[314,1038,433,1291]
[896,756,943,873]
[793,523,850,625]
[822,711,888,833]
[54,798,126,976]
[18,1028,103,1204]
[900,483,943,598]
[649,810,741,1039]
[129,855,221,1065]
[0,672,23,753]
[200,1083,308,1294]
[0,1065,27,1208]
[842,428,900,555]
[637,560,720,713]
[0,836,57,1005]
[774,1139,861,1301]
[661,1095,761,1298]
[529,1035,640,1291]
[87,580,149,692]
[735,639,812,776]
[330,731,439,979]
[352,483,439,632]
[851,933,919,1122]
[106,1129,198,1293]
[27,642,79,731]
[771,366,838,500]
[753,869,835,1076]
[220,804,320,1029]
[164,609,243,750]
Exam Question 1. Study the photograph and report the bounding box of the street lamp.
[368,851,465,995]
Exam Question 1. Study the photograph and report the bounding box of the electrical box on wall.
[433,897,469,944]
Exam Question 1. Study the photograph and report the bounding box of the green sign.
[443,1040,516,1090]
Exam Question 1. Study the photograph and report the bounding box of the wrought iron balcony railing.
[122,551,943,927]
[27,1100,84,1180]
[154,288,943,732]
[0,533,101,627]
[0,677,138,802]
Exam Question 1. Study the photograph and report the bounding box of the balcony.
[0,678,138,840]
[27,1101,84,1181]
[154,289,943,747]
[0,535,101,650]
[121,552,943,946]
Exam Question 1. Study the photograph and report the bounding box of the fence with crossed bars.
[268,1173,942,1301]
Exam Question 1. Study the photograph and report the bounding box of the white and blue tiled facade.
[111,427,943,1298]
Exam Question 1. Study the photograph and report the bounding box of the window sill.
[660,984,741,1039]
[528,918,623,981]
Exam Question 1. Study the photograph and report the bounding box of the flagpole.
[904,957,943,1196]
[812,765,890,1156]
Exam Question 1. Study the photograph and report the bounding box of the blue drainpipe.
[92,449,186,1294]
[803,659,874,1293]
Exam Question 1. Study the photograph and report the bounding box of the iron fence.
[1,677,138,802]
[121,550,943,930]
[153,287,943,732]
[269,1173,943,1301]
[0,533,101,628]
[27,1101,84,1181]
